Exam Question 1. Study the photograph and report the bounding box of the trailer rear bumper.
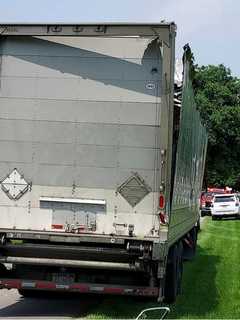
[0,228,167,263]
[0,256,140,271]
[0,278,159,297]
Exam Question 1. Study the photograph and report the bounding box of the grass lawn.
[85,217,240,319]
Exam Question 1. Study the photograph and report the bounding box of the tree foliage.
[193,64,240,189]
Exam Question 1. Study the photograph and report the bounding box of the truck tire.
[196,218,201,232]
[164,242,183,303]
[191,227,197,256]
[182,227,197,261]
[177,241,183,295]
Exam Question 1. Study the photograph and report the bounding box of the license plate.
[52,273,75,284]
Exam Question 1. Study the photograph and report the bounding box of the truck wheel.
[212,216,216,221]
[182,227,197,261]
[196,218,201,232]
[177,241,183,295]
[191,227,197,256]
[164,242,182,303]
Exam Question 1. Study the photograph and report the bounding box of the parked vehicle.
[200,192,214,216]
[200,187,231,216]
[0,23,207,303]
[212,194,240,220]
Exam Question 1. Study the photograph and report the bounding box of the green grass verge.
[85,218,240,319]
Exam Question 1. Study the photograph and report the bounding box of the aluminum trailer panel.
[0,24,175,240]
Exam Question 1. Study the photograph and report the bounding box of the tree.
[193,64,240,190]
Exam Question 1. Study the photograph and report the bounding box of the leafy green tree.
[193,64,240,190]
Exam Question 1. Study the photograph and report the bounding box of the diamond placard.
[117,173,151,207]
[1,168,29,200]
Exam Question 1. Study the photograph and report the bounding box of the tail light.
[159,194,165,209]
[159,211,167,224]
[51,224,63,230]
[159,194,167,224]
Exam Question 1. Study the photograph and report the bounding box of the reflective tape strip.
[36,281,56,289]
[70,284,89,292]
[124,288,134,294]
[135,288,159,296]
[51,224,64,230]
[56,284,69,289]
[1,280,21,289]
[22,281,36,288]
[104,287,123,294]
[90,286,104,292]
[0,279,159,297]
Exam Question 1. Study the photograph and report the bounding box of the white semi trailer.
[0,23,207,302]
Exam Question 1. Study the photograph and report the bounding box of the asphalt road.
[0,289,99,319]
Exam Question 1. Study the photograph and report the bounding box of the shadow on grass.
[87,245,220,319]
[86,295,158,319]
[168,245,220,319]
